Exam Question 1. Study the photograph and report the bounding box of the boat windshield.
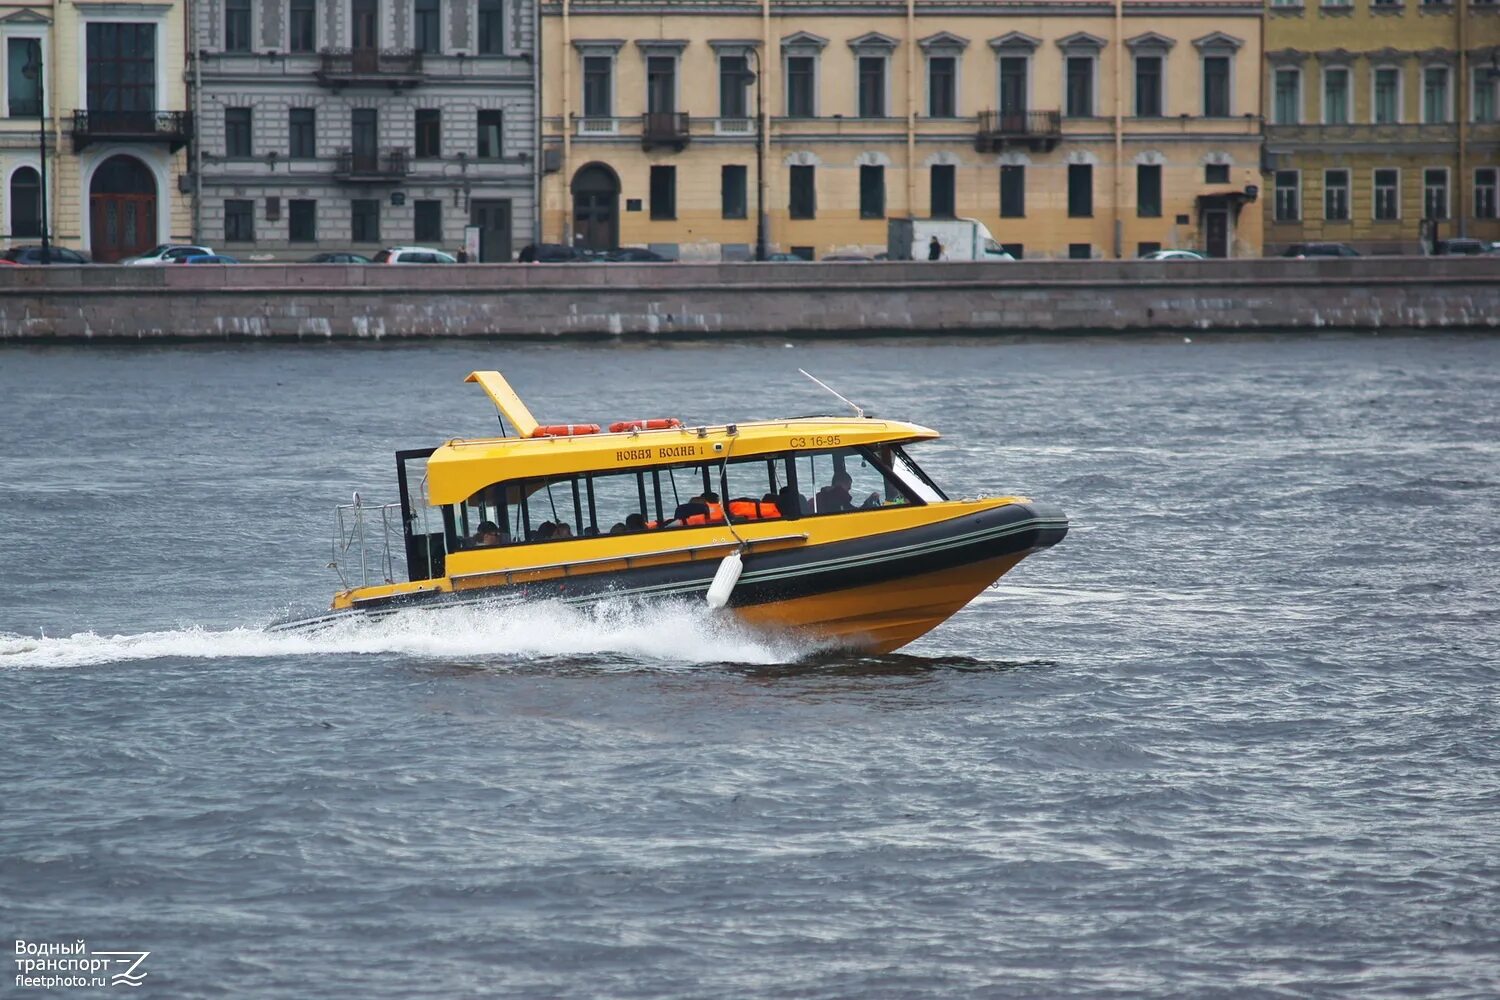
[883,444,947,503]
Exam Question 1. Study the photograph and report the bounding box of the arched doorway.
[571,163,619,251]
[89,155,156,262]
[9,167,40,238]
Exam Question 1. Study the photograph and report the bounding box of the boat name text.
[616,445,701,462]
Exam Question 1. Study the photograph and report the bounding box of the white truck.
[887,218,1014,262]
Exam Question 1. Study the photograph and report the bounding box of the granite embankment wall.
[0,258,1496,340]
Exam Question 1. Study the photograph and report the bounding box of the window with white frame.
[6,36,44,117]
[1135,55,1164,116]
[1373,67,1400,124]
[719,52,751,120]
[1324,169,1350,220]
[928,55,957,117]
[1275,170,1300,221]
[999,54,1029,115]
[1323,67,1350,124]
[1423,167,1448,219]
[786,55,816,116]
[577,47,617,133]
[1374,168,1399,220]
[1203,55,1231,116]
[858,55,887,116]
[1473,67,1498,123]
[1066,55,1095,116]
[1475,167,1498,219]
[1273,68,1300,124]
[1423,66,1450,123]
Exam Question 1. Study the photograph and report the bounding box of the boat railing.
[330,495,402,589]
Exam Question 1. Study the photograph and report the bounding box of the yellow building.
[1,0,191,261]
[1264,0,1500,254]
[540,0,1265,260]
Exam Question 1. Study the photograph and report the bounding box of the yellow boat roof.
[424,371,940,506]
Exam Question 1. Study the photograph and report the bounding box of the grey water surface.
[1,336,1497,998]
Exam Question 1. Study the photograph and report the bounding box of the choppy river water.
[2,336,1497,998]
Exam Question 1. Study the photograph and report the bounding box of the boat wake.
[0,598,816,670]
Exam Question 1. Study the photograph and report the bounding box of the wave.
[0,598,812,670]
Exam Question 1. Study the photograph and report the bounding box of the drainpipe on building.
[532,0,542,248]
[760,0,770,257]
[47,9,58,249]
[189,0,203,242]
[559,0,571,246]
[1457,0,1468,237]
[905,0,915,221]
[1112,0,1123,258]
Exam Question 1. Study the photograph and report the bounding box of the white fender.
[705,551,743,609]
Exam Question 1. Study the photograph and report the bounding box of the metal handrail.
[330,497,402,588]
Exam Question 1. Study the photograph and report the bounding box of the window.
[1068,243,1092,260]
[1423,168,1447,219]
[414,199,443,242]
[1274,68,1300,124]
[1474,168,1496,219]
[224,199,254,242]
[1275,170,1300,221]
[582,56,612,118]
[1373,169,1399,220]
[477,110,502,158]
[9,166,39,236]
[1135,56,1162,117]
[930,165,956,218]
[721,164,747,219]
[414,0,441,54]
[1206,163,1230,184]
[1138,242,1161,257]
[352,198,380,243]
[288,199,316,241]
[789,164,816,219]
[1000,165,1025,218]
[1067,163,1093,217]
[478,0,504,55]
[1000,243,1023,259]
[928,56,956,118]
[1137,164,1162,217]
[289,107,315,157]
[1423,66,1449,123]
[1203,55,1231,116]
[225,0,251,52]
[415,109,441,157]
[858,56,886,117]
[1323,68,1349,124]
[646,56,675,114]
[1324,169,1349,220]
[1066,57,1094,116]
[787,56,815,117]
[1000,56,1028,114]
[859,164,885,219]
[7,39,41,117]
[650,165,676,220]
[290,0,316,52]
[1475,68,1498,124]
[1374,68,1400,124]
[86,24,156,113]
[352,0,377,48]
[719,54,749,119]
[225,107,252,157]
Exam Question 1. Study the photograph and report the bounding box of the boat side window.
[884,444,948,502]
[790,447,921,516]
[723,452,796,521]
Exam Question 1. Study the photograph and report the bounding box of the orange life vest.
[727,499,780,521]
[682,503,725,526]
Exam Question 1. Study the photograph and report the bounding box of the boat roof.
[423,371,939,506]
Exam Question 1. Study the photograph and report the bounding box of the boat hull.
[277,502,1067,654]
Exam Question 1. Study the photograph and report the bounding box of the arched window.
[10,167,40,237]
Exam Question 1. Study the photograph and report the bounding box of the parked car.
[1140,249,1207,261]
[1434,238,1489,256]
[373,246,457,264]
[176,254,239,264]
[2,245,90,265]
[121,244,214,265]
[601,247,673,262]
[518,243,596,263]
[304,252,372,264]
[763,252,808,262]
[821,253,874,262]
[1278,242,1360,258]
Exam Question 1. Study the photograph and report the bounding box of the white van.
[887,218,1013,262]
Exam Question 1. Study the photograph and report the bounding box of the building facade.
[1,0,192,261]
[1263,0,1500,254]
[540,0,1265,260]
[192,0,537,260]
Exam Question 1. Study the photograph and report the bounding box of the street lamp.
[743,48,767,262]
[21,48,49,264]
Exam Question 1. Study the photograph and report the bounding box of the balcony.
[641,112,691,151]
[72,110,193,152]
[314,48,424,90]
[975,110,1061,152]
[333,147,410,182]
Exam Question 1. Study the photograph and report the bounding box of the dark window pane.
[289,107,315,158]
[86,24,157,112]
[930,164,955,218]
[225,0,251,52]
[288,199,316,241]
[1205,163,1230,183]
[224,198,254,242]
[416,109,441,157]
[647,56,675,114]
[787,56,815,117]
[928,56,956,118]
[290,0,316,52]
[414,0,440,54]
[650,165,676,220]
[583,57,611,117]
[478,0,504,54]
[1000,164,1025,218]
[8,39,41,117]
[1068,163,1093,217]
[1135,56,1161,116]
[477,110,503,158]
[789,165,816,219]
[1137,164,1162,217]
[414,200,443,242]
[1203,56,1230,116]
[1000,57,1028,114]
[859,164,885,219]
[352,199,380,243]
[9,166,39,237]
[858,56,885,117]
[1067,57,1093,116]
[721,164,747,219]
[720,55,748,118]
[1068,243,1092,260]
[225,107,252,157]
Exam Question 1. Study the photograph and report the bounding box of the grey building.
[192,0,536,261]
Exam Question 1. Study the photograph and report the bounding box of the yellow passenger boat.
[285,370,1068,654]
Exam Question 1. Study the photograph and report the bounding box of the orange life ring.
[530,424,601,437]
[608,418,683,433]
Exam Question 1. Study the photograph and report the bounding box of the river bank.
[0,257,1496,341]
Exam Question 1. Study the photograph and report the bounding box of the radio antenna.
[798,369,864,418]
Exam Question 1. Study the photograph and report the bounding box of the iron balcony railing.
[641,112,691,150]
[316,48,424,86]
[975,109,1062,151]
[72,110,193,151]
[333,147,410,180]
